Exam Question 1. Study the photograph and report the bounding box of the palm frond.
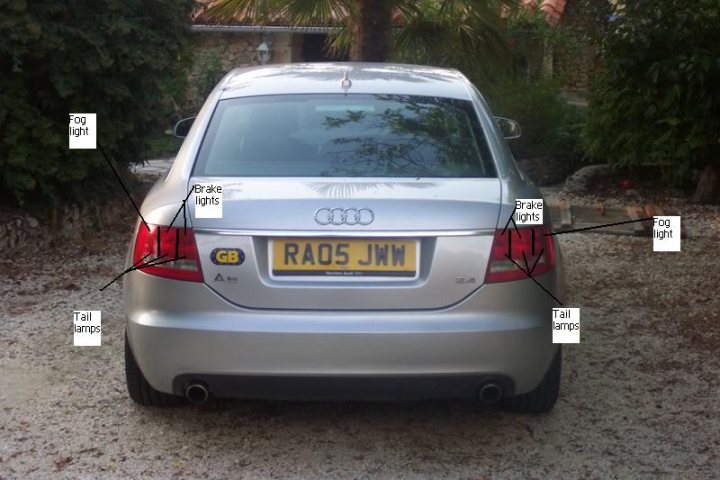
[201,0,286,24]
[393,0,516,83]
[392,0,424,21]
[281,0,353,26]
[326,27,352,58]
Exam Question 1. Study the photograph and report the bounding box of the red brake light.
[485,226,555,283]
[132,224,203,282]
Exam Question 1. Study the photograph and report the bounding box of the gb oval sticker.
[211,248,245,266]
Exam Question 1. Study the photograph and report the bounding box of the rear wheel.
[125,333,181,407]
[502,346,561,414]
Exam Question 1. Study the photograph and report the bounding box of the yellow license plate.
[272,238,417,277]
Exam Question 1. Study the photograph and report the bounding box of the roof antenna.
[340,71,352,90]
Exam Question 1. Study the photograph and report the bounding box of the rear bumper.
[171,374,515,401]
[125,269,564,399]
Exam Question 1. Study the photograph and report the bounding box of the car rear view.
[124,63,564,413]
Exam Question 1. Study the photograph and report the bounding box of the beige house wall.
[271,32,305,63]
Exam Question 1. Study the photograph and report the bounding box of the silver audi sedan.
[124,63,565,413]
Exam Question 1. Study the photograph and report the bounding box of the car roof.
[218,63,474,100]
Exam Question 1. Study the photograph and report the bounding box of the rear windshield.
[193,94,496,178]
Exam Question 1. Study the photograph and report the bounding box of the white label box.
[552,308,580,343]
[74,310,101,346]
[653,216,681,252]
[68,113,96,149]
[193,183,223,218]
[514,198,543,225]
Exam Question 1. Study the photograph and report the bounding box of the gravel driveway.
[1,191,719,479]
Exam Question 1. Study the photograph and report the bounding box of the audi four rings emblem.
[314,207,375,226]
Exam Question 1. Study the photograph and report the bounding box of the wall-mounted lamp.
[256,36,273,65]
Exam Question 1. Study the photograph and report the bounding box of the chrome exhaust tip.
[185,383,209,405]
[478,383,503,404]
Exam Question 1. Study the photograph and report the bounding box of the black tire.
[125,333,181,407]
[502,346,561,414]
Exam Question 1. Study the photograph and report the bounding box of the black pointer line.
[505,255,563,306]
[129,252,153,271]
[127,254,169,272]
[99,253,152,291]
[528,248,544,275]
[183,202,187,234]
[175,229,180,257]
[546,217,654,236]
[511,217,521,238]
[99,272,127,292]
[99,253,184,291]
[502,205,518,234]
[166,186,196,232]
[97,142,150,231]
[131,256,185,271]
[521,251,530,273]
[165,203,184,231]
[502,206,520,258]
[531,229,536,256]
[503,205,522,239]
[507,227,512,257]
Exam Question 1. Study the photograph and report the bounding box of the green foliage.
[392,1,586,164]
[584,0,720,183]
[574,0,614,44]
[506,1,569,51]
[144,133,183,159]
[392,0,513,84]
[504,1,581,82]
[159,51,194,120]
[205,0,393,61]
[189,47,226,113]
[0,0,194,206]
[484,78,586,164]
[207,0,514,64]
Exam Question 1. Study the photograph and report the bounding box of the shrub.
[483,77,586,165]
[187,47,226,114]
[393,1,587,167]
[584,0,720,184]
[0,0,194,206]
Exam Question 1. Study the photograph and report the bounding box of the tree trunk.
[349,0,392,62]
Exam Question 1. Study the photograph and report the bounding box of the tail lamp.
[132,223,203,282]
[485,226,556,283]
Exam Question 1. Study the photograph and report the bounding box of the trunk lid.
[191,177,501,310]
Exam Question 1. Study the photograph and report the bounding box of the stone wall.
[185,31,304,108]
[552,0,601,92]
[0,180,154,257]
[193,31,262,70]
[0,202,132,256]
[185,32,260,108]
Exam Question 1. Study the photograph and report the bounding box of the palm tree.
[203,0,516,64]
[393,0,517,82]
[347,0,394,61]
